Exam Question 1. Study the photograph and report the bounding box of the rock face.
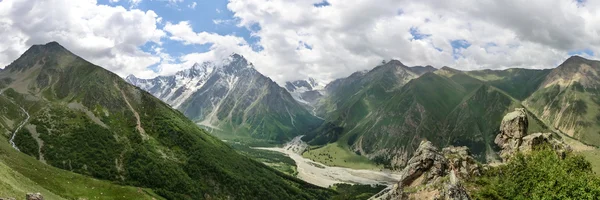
[495,108,571,161]
[520,132,572,159]
[26,193,43,200]
[442,146,481,179]
[494,108,528,161]
[370,141,471,200]
[399,141,448,187]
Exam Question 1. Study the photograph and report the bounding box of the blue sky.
[98,0,259,71]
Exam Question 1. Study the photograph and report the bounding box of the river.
[253,136,401,188]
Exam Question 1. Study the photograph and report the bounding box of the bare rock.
[495,108,571,161]
[398,141,448,187]
[26,193,43,200]
[442,146,481,179]
[520,133,572,159]
[370,141,471,200]
[494,108,528,161]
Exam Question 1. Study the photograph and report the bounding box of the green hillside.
[0,42,333,199]
[466,68,551,100]
[309,67,548,168]
[0,135,163,199]
[525,56,600,146]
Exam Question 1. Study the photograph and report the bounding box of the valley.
[252,136,401,188]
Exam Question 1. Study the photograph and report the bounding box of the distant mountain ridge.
[127,54,322,142]
[305,60,554,168]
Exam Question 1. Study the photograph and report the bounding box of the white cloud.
[188,2,197,9]
[0,0,165,78]
[212,0,600,84]
[2,0,599,86]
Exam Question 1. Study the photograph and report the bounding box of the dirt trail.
[253,136,401,187]
[114,83,148,140]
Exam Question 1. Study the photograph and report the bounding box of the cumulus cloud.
[2,0,599,85]
[0,0,165,78]
[213,0,600,84]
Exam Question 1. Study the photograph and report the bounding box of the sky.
[0,0,599,85]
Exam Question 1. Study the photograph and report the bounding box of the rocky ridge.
[371,108,572,200]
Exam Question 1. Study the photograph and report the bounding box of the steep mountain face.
[127,55,322,142]
[309,66,548,168]
[313,60,420,121]
[525,56,600,146]
[285,78,324,108]
[0,42,332,199]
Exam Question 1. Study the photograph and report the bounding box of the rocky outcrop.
[495,108,571,161]
[442,146,481,179]
[26,193,43,200]
[398,141,448,187]
[494,108,528,161]
[1,193,43,200]
[520,133,572,159]
[370,141,471,200]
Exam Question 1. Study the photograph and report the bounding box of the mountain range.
[126,55,322,142]
[302,57,598,168]
[128,53,600,169]
[2,41,600,199]
[0,42,332,199]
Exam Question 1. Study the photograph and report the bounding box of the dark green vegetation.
[308,64,549,168]
[472,147,600,199]
[466,68,551,100]
[228,141,298,176]
[0,134,164,199]
[0,42,333,199]
[330,183,386,200]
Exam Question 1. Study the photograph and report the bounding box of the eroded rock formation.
[370,141,471,200]
[495,108,571,161]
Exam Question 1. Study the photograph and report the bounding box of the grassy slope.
[0,136,162,199]
[303,142,382,170]
[310,68,550,167]
[0,42,334,199]
[466,68,551,100]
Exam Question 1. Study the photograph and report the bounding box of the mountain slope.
[127,55,322,142]
[525,56,600,146]
[285,78,324,114]
[309,66,548,168]
[0,42,332,199]
[466,68,551,100]
[313,60,419,127]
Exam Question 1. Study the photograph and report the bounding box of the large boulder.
[26,193,43,200]
[494,108,528,161]
[370,141,471,200]
[398,141,448,187]
[495,108,571,161]
[442,146,481,179]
